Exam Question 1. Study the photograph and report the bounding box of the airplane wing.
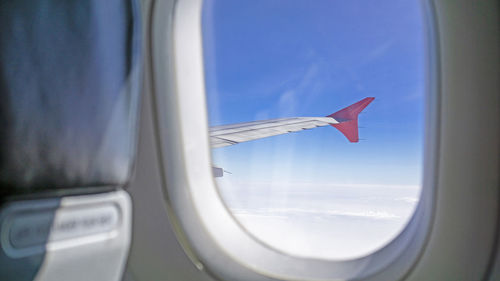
[210,117,339,148]
[210,97,374,148]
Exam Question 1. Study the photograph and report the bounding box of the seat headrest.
[0,0,142,198]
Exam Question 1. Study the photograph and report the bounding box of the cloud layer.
[217,180,420,260]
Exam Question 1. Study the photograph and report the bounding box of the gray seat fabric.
[0,0,142,198]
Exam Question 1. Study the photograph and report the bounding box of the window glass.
[203,0,425,260]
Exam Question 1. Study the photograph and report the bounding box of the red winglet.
[327,97,374,142]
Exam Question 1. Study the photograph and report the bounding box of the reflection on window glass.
[203,0,425,260]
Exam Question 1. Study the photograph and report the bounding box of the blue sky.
[202,0,425,259]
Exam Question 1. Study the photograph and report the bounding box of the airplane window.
[202,0,425,260]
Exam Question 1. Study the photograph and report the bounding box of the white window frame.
[150,0,440,280]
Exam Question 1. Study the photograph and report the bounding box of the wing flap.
[210,117,336,147]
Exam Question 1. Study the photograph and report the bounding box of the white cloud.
[216,179,421,260]
[276,62,322,116]
[396,196,419,204]
[230,207,410,260]
[278,90,297,114]
[232,207,400,220]
[366,40,394,61]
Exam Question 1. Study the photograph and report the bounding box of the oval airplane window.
[202,0,425,260]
